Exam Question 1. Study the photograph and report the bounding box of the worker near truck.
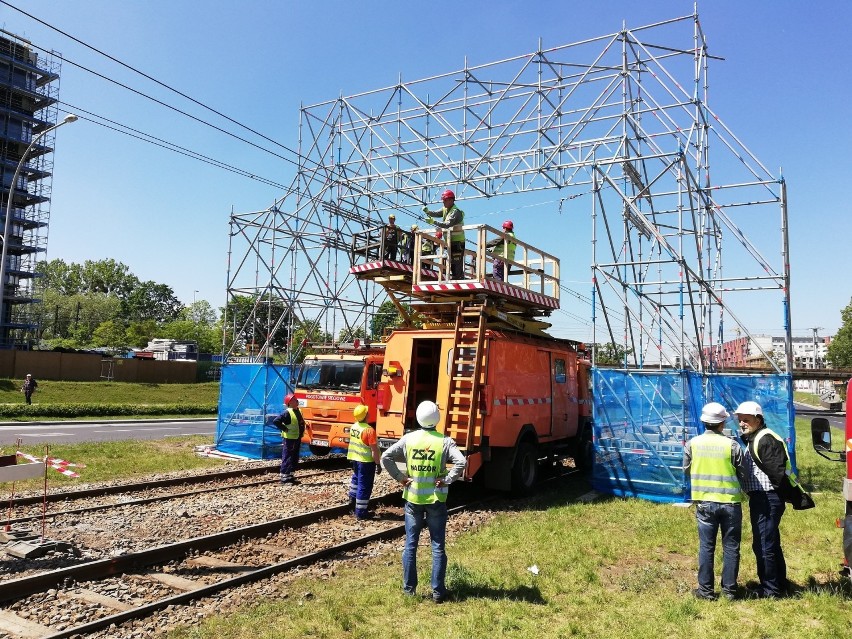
[423,189,465,279]
[380,400,466,603]
[683,402,747,601]
[486,220,517,282]
[736,400,789,599]
[273,393,306,485]
[347,404,382,520]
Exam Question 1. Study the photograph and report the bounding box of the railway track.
[0,464,582,638]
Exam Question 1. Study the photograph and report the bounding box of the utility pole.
[809,326,823,395]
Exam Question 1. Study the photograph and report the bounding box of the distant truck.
[810,379,852,578]
[293,344,384,455]
[134,339,198,361]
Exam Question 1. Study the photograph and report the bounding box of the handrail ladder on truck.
[350,222,592,493]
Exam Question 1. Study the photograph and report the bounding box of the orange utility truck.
[811,379,852,578]
[351,221,593,493]
[294,344,384,455]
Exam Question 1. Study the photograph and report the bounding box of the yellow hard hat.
[353,404,369,421]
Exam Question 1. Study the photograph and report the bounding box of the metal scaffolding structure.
[224,11,791,372]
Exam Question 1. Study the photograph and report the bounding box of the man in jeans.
[381,400,466,602]
[683,402,747,601]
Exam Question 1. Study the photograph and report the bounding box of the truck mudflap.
[843,513,852,578]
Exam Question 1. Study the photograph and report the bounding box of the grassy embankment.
[0,379,219,420]
[155,416,845,639]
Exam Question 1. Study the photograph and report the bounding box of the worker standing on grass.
[423,189,465,279]
[381,400,466,603]
[21,373,38,404]
[736,400,790,599]
[273,393,305,485]
[347,404,381,520]
[683,402,747,601]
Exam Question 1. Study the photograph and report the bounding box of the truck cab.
[294,347,384,455]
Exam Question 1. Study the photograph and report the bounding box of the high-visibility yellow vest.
[689,431,742,503]
[443,206,465,243]
[403,429,448,504]
[492,231,516,261]
[281,408,301,440]
[752,427,800,488]
[347,421,374,462]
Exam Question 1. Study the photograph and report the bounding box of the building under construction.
[0,30,62,349]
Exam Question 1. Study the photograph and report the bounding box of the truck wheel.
[309,445,331,457]
[510,442,538,495]
[574,424,594,472]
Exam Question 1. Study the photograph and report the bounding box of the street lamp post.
[0,114,77,347]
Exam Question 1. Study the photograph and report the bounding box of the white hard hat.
[415,400,440,429]
[700,402,729,424]
[734,401,763,417]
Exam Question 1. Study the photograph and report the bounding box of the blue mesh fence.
[216,363,309,460]
[590,369,795,503]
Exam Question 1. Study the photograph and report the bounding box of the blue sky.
[4,1,849,342]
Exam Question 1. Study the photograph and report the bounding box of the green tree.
[370,300,412,339]
[826,298,852,368]
[91,320,130,350]
[338,325,368,343]
[125,319,159,348]
[223,294,292,354]
[121,281,182,324]
[595,342,633,366]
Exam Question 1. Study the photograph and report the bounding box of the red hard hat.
[284,393,297,406]
[502,220,513,230]
[441,189,455,200]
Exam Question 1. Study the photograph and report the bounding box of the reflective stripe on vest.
[752,427,799,487]
[282,408,300,440]
[347,421,374,462]
[492,231,516,262]
[444,206,465,243]
[403,429,448,504]
[689,432,742,503]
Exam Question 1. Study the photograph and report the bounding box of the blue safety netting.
[215,363,307,459]
[590,370,796,503]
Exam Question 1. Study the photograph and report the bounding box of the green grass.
[0,379,219,419]
[0,379,220,404]
[7,436,226,488]
[165,416,851,639]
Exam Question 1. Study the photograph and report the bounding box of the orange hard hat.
[441,189,455,200]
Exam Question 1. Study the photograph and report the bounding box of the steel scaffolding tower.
[225,11,791,372]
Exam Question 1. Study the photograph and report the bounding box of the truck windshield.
[297,360,364,391]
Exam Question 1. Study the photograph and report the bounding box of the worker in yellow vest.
[424,189,466,279]
[683,402,747,601]
[487,220,517,281]
[381,400,466,603]
[347,404,381,520]
[273,393,305,485]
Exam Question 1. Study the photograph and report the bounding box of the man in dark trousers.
[683,402,747,601]
[21,373,38,404]
[736,400,789,598]
[273,393,305,485]
[381,400,466,603]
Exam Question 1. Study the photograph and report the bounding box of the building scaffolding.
[224,10,791,373]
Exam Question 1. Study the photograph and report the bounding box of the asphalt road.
[0,418,216,446]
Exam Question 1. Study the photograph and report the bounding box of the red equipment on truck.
[351,220,593,493]
[810,379,852,578]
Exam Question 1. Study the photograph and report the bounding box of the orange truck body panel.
[374,327,591,481]
[294,352,384,451]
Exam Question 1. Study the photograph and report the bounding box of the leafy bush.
[0,403,217,418]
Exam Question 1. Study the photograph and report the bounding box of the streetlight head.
[63,114,78,124]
